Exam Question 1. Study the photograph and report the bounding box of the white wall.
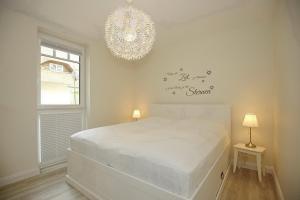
[87,40,135,128]
[134,0,276,166]
[1,1,300,197]
[0,6,135,184]
[0,6,39,183]
[273,0,300,199]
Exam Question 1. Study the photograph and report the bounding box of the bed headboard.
[149,104,231,135]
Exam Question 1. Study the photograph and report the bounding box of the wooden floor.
[0,167,278,200]
[220,168,278,200]
[0,168,86,200]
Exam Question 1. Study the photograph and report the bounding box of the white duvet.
[70,117,229,198]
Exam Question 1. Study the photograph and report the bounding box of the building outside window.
[40,45,80,105]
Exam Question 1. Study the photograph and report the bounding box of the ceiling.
[1,0,244,39]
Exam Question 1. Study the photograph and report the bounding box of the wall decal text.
[162,68,215,96]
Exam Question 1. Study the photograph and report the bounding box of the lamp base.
[245,142,256,148]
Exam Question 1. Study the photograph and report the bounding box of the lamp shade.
[243,114,258,127]
[132,109,141,119]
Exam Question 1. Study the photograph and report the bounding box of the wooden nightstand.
[233,143,266,182]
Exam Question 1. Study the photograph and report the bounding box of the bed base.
[66,144,230,200]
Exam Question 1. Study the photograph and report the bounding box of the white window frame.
[37,33,86,110]
[37,33,87,168]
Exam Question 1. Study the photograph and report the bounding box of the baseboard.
[0,167,40,188]
[40,161,67,174]
[270,167,285,200]
[232,162,285,200]
[216,160,231,200]
[66,175,103,200]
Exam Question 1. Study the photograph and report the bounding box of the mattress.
[70,117,229,198]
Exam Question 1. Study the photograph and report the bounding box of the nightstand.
[233,143,266,182]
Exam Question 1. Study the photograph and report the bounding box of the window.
[38,36,85,169]
[41,46,54,56]
[49,63,64,72]
[55,50,68,59]
[40,43,82,105]
[70,53,80,62]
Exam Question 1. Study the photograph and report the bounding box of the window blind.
[39,111,83,168]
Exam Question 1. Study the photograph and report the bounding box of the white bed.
[66,104,231,200]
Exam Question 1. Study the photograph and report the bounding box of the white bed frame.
[66,104,231,200]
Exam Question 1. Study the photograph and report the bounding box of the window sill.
[37,105,85,110]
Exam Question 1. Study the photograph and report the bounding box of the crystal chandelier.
[105,0,156,60]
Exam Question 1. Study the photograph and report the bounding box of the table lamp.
[243,113,259,148]
[132,109,141,121]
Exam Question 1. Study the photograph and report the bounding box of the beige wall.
[0,6,135,182]
[134,0,276,166]
[273,0,300,199]
[0,6,39,181]
[1,1,300,198]
[87,40,135,128]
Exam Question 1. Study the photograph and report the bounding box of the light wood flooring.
[0,168,86,200]
[220,168,278,200]
[0,167,278,200]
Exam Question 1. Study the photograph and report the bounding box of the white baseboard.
[232,162,285,200]
[0,167,40,188]
[40,161,67,174]
[0,162,66,188]
[270,167,285,200]
[66,175,102,200]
